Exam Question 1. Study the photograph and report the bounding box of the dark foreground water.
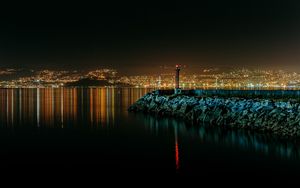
[1,88,300,177]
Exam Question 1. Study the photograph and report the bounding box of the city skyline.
[1,66,300,89]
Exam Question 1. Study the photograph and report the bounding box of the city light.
[1,68,300,89]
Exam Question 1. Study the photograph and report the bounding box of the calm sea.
[0,88,300,176]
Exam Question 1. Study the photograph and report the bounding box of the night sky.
[1,1,300,74]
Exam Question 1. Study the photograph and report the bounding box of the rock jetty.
[128,91,300,137]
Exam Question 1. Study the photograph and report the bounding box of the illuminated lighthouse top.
[175,64,181,94]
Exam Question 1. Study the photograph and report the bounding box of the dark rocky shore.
[128,91,300,137]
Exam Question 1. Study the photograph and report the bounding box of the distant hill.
[0,69,33,81]
[65,78,133,87]
[65,78,113,87]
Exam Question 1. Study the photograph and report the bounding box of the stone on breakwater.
[128,91,300,137]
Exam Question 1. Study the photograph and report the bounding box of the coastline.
[128,90,300,138]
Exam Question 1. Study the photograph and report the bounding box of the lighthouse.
[175,64,181,94]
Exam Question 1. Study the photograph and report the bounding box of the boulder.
[128,92,300,137]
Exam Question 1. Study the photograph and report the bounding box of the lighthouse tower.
[175,64,181,94]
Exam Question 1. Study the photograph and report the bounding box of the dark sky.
[1,0,300,74]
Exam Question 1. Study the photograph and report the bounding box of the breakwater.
[154,89,300,99]
[128,90,300,137]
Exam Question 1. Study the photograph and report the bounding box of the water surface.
[0,88,300,176]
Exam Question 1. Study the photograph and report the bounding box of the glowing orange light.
[175,141,180,170]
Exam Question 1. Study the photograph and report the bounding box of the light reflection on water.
[0,88,152,128]
[0,88,300,167]
[139,109,300,161]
